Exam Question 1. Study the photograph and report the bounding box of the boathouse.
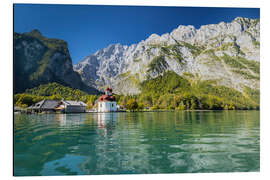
[56,100,87,113]
[97,87,117,112]
[28,99,87,113]
[28,99,60,113]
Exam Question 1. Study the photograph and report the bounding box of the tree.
[49,94,62,100]
[151,104,159,110]
[176,102,185,110]
[16,94,34,107]
[139,94,152,107]
[126,99,138,111]
[137,103,144,111]
[86,100,93,110]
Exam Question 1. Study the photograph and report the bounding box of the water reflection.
[14,111,260,176]
[95,113,117,137]
[97,112,116,128]
[54,113,86,127]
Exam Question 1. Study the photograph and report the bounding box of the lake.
[14,111,260,176]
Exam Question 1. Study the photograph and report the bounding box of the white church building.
[97,87,117,112]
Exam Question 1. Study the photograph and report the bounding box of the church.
[97,87,117,112]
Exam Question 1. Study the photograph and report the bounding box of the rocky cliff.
[74,17,260,95]
[14,30,99,94]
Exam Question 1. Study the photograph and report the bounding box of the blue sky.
[14,4,259,64]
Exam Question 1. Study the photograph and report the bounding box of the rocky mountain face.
[14,30,99,94]
[74,17,260,95]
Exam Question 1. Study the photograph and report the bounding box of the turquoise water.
[14,111,260,176]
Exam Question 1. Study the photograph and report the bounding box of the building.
[28,99,60,113]
[57,100,87,113]
[97,87,117,112]
[28,99,87,113]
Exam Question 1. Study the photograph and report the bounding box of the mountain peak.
[145,33,161,44]
[27,29,43,38]
[234,17,249,21]
[233,16,259,25]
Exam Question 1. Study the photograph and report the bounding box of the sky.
[14,4,260,64]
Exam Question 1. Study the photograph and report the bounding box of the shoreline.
[14,109,260,115]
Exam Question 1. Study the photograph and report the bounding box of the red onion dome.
[98,95,115,102]
[105,87,112,93]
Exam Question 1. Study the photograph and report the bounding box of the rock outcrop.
[14,30,99,94]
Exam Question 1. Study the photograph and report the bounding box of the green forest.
[14,71,259,111]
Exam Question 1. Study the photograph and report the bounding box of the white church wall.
[98,101,117,112]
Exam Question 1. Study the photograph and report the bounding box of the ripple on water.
[14,111,260,175]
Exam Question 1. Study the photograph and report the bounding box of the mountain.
[74,17,260,95]
[14,30,99,94]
